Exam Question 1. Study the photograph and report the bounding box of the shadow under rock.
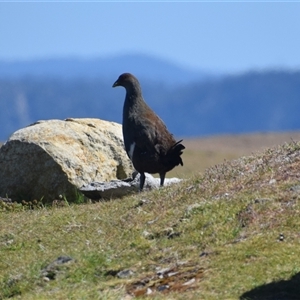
[240,272,300,300]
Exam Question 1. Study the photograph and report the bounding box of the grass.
[1,134,300,299]
[170,131,300,178]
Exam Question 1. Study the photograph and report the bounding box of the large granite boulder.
[0,118,133,203]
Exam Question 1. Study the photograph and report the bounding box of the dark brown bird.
[112,73,185,191]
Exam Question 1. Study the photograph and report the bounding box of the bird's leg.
[159,172,166,187]
[139,172,146,191]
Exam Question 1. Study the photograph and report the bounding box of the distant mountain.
[1,55,300,141]
[0,53,209,85]
[163,70,300,136]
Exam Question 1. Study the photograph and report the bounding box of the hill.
[173,131,300,178]
[1,55,300,140]
[1,138,300,299]
[0,53,207,84]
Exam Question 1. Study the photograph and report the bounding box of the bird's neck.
[126,84,142,99]
[125,86,145,106]
[123,91,147,121]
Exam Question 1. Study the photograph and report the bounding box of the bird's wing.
[133,110,174,155]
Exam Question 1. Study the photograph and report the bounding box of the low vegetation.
[1,137,300,299]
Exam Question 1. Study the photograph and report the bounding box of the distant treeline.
[1,70,300,140]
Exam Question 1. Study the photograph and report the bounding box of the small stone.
[157,267,171,278]
[41,256,74,280]
[168,271,179,277]
[43,276,50,282]
[290,185,300,193]
[0,197,12,203]
[117,269,134,279]
[269,179,276,185]
[54,256,74,264]
[199,251,209,257]
[157,284,169,292]
[182,278,196,286]
[142,230,150,236]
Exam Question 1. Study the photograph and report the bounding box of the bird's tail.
[167,140,185,166]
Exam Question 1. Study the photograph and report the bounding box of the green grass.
[1,141,300,299]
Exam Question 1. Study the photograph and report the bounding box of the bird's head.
[112,73,139,89]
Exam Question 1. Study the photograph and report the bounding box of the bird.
[112,72,185,191]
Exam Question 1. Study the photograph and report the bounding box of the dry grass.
[170,131,300,178]
[1,133,300,299]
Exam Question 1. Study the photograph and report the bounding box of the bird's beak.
[112,80,119,88]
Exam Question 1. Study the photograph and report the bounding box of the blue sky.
[1,2,300,73]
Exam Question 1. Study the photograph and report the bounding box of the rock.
[0,197,12,203]
[0,118,133,203]
[290,185,300,193]
[41,256,74,280]
[80,172,183,200]
[117,269,134,279]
